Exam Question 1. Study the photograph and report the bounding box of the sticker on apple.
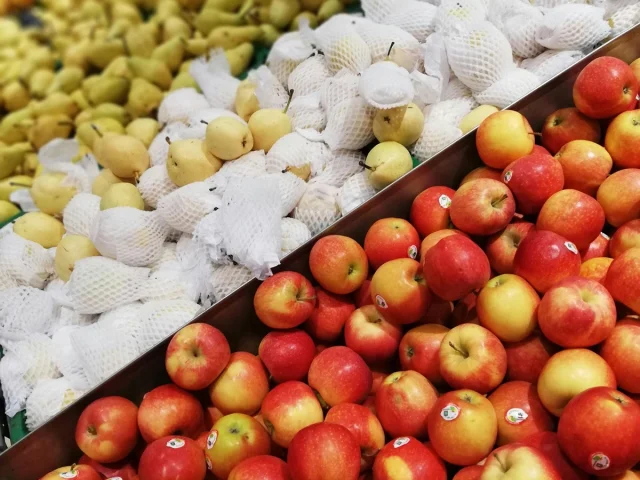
[376,295,388,309]
[107,478,123,480]
[505,408,528,425]
[600,232,610,240]
[166,438,186,449]
[591,453,610,471]
[564,241,579,255]
[59,472,78,479]
[407,245,418,259]
[438,194,451,209]
[207,430,218,450]
[393,437,411,448]
[503,171,513,183]
[440,403,460,421]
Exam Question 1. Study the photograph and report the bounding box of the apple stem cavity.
[449,341,469,359]
[87,425,97,436]
[491,194,509,208]
[284,89,294,114]
[494,453,507,472]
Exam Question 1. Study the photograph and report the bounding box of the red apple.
[372,437,447,480]
[428,389,498,466]
[501,151,564,215]
[449,179,515,236]
[558,387,640,476]
[205,406,224,430]
[597,168,640,227]
[309,235,368,295]
[632,58,640,84]
[370,368,390,395]
[399,324,449,385]
[410,186,456,238]
[513,230,582,293]
[606,109,640,169]
[600,317,640,394]
[209,352,269,415]
[364,218,420,269]
[581,231,610,260]
[305,288,355,342]
[481,444,561,479]
[573,56,639,119]
[370,258,431,325]
[325,403,385,471]
[375,370,438,438]
[138,436,206,480]
[611,219,640,258]
[485,222,535,274]
[453,466,484,480]
[423,234,491,302]
[476,110,535,169]
[440,324,507,394]
[450,292,479,327]
[258,329,315,383]
[308,346,372,407]
[40,465,101,480]
[344,305,402,365]
[580,256,613,284]
[421,296,454,325]
[460,166,503,185]
[287,423,361,480]
[555,140,612,196]
[228,455,291,480]
[504,332,558,384]
[77,456,137,480]
[522,431,590,480]
[541,107,601,154]
[75,396,138,463]
[354,279,373,308]
[254,272,316,329]
[419,228,467,261]
[605,247,640,314]
[260,381,323,448]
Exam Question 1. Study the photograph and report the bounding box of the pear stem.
[165,136,171,145]
[9,182,31,188]
[57,121,74,127]
[200,120,209,125]
[358,161,372,171]
[283,89,294,114]
[386,41,395,58]
[90,124,103,137]
[122,37,131,56]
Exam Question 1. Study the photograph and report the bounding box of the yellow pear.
[32,92,80,118]
[55,234,101,281]
[100,183,145,210]
[163,16,192,41]
[111,1,142,24]
[28,69,55,99]
[94,134,150,179]
[235,80,259,121]
[128,56,173,91]
[259,24,280,46]
[76,118,125,149]
[373,103,425,147]
[92,168,134,196]
[248,91,293,153]
[151,36,185,73]
[85,39,126,70]
[177,0,205,9]
[193,6,251,35]
[63,40,91,72]
[2,81,31,112]
[21,152,40,176]
[317,0,344,22]
[81,75,101,98]
[225,42,254,77]
[459,105,500,134]
[47,66,85,94]
[364,141,413,190]
[126,118,159,148]
[269,0,300,29]
[70,90,91,111]
[91,103,130,125]
[246,6,270,25]
[31,172,78,216]
[171,72,199,91]
[14,211,66,248]
[126,78,164,118]
[205,117,253,160]
[291,12,318,30]
[124,26,157,58]
[103,56,133,79]
[203,0,243,10]
[0,108,33,144]
[0,143,33,179]
[154,0,182,22]
[0,200,20,223]
[180,60,193,74]
[184,38,208,57]
[0,175,33,201]
[166,137,223,186]
[107,18,134,40]
[300,0,323,11]
[87,76,130,106]
[207,25,262,49]
[285,164,311,181]
[28,114,74,150]
[74,109,94,128]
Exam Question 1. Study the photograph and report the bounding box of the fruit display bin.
[1,22,639,479]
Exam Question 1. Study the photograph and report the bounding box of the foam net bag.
[150,242,177,271]
[158,88,211,125]
[445,21,515,92]
[250,65,290,110]
[355,20,421,69]
[288,93,327,132]
[320,69,360,114]
[63,193,101,238]
[26,377,85,430]
[312,149,365,187]
[206,150,267,196]
[474,68,541,108]
[359,62,415,110]
[266,132,331,178]
[293,183,341,236]
[157,183,221,234]
[209,264,254,301]
[149,122,189,167]
[435,0,487,33]
[135,299,201,352]
[287,54,332,97]
[324,96,376,151]
[0,287,56,346]
[608,3,640,37]
[267,172,308,217]
[280,218,312,258]
[521,49,585,82]
[412,121,463,163]
[193,211,226,265]
[266,32,314,87]
[51,326,92,390]
[0,234,54,289]
[424,97,478,128]
[338,171,377,215]
[137,164,178,209]
[380,0,438,42]
[411,33,450,107]
[67,257,150,314]
[489,1,545,59]
[91,208,170,267]
[443,77,473,100]
[535,5,611,51]
[0,269,17,291]
[190,49,240,111]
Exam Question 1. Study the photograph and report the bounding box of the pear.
[2,80,31,112]
[246,6,270,25]
[203,0,243,10]
[74,109,94,128]
[0,200,20,223]
[28,69,55,99]
[0,143,33,179]
[171,72,199,91]
[103,56,134,79]
[124,26,157,58]
[126,118,159,147]
[285,164,312,181]
[459,105,500,134]
[259,24,280,46]
[47,66,85,95]
[151,36,185,73]
[373,103,424,147]
[76,118,125,149]
[94,134,150,179]
[21,152,40,177]
[100,183,145,210]
[194,7,250,36]
[111,1,143,24]
[92,168,134,196]
[185,38,208,57]
[81,75,101,98]
[205,117,253,161]
[180,60,193,74]
[291,12,318,30]
[163,16,192,41]
[225,42,254,77]
[32,92,79,118]
[126,78,164,118]
[128,57,173,91]
[91,104,130,125]
[87,76,130,106]
[55,234,101,281]
[235,79,259,121]
[166,137,222,186]
[70,90,91,111]
[0,175,33,201]
[207,25,262,49]
[85,39,126,70]
[300,0,323,11]
[31,172,78,216]
[364,141,413,190]
[14,212,66,248]
[108,18,134,40]
[317,0,344,22]
[63,40,91,72]
[269,0,300,29]
[177,0,205,9]
[155,0,183,21]
[248,90,293,153]
[28,114,74,150]
[81,0,107,21]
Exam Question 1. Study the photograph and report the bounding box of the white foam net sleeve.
[190,49,240,111]
[288,54,332,97]
[312,149,365,187]
[9,189,37,214]
[91,208,170,267]
[149,122,190,167]
[288,93,327,132]
[489,1,545,59]
[520,49,585,82]
[293,183,341,236]
[193,211,226,265]
[62,193,101,238]
[135,299,201,352]
[137,164,178,209]
[317,22,372,75]
[271,172,308,217]
[603,0,637,16]
[158,88,211,125]
[320,69,360,114]
[380,0,438,42]
[266,32,314,87]
[67,257,150,314]
[355,21,418,67]
[435,0,487,33]
[324,96,376,151]
[424,97,478,128]
[445,21,515,92]
[607,3,640,37]
[266,132,331,177]
[443,77,473,100]
[221,176,282,279]
[280,218,312,258]
[412,120,463,163]
[474,68,541,108]
[209,264,254,302]
[0,269,18,292]
[51,326,92,390]
[26,377,86,430]
[45,278,96,334]
[0,234,54,290]
[0,335,60,417]
[359,62,415,110]
[535,5,611,50]
[0,287,56,346]
[251,65,290,110]
[157,183,220,234]
[338,171,377,215]
[44,161,92,194]
[410,33,450,107]
[206,150,267,196]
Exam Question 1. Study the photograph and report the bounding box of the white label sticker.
[505,408,528,425]
[591,453,610,471]
[407,245,418,259]
[59,472,78,479]
[438,194,452,209]
[166,438,186,449]
[206,457,213,471]
[393,437,410,448]
[375,295,388,309]
[600,232,610,240]
[207,430,218,450]
[503,171,513,183]
[565,241,579,255]
[440,403,460,421]
[107,478,123,480]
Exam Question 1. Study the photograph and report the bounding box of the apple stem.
[448,341,468,359]
[491,194,509,208]
[296,296,316,302]
[69,464,77,473]
[532,132,542,137]
[283,89,294,114]
[358,161,372,171]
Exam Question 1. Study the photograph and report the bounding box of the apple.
[308,346,372,407]
[228,455,291,480]
[423,234,491,302]
[287,423,361,480]
[439,323,507,393]
[460,166,503,185]
[537,348,617,417]
[305,288,355,342]
[325,403,385,471]
[485,222,535,274]
[370,258,431,325]
[449,179,515,236]
[75,396,138,463]
[481,444,561,479]
[513,230,582,293]
[138,436,206,480]
[476,110,535,169]
[536,189,605,251]
[258,329,315,383]
[606,109,640,169]
[605,247,640,314]
[355,279,373,308]
[522,431,590,480]
[410,186,456,237]
[364,218,420,269]
[40,465,101,480]
[204,413,271,479]
[600,317,640,394]
[344,305,402,365]
[260,381,323,448]
[428,389,498,466]
[597,168,640,227]
[421,296,454,325]
[370,368,391,395]
[375,370,438,438]
[254,272,316,329]
[309,235,368,295]
[209,352,269,415]
[558,387,640,476]
[573,56,639,119]
[205,406,224,429]
[165,323,231,391]
[372,436,447,480]
[632,58,640,83]
[541,107,601,154]
[501,151,565,215]
[77,456,137,480]
[476,274,539,343]
[554,140,612,196]
[504,332,558,384]
[579,257,613,284]
[611,219,640,258]
[399,324,449,385]
[453,466,484,480]
[419,228,467,261]
[581,231,610,260]
[451,292,479,327]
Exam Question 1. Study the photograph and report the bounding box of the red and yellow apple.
[399,324,449,385]
[355,279,373,308]
[77,456,137,480]
[40,465,101,480]
[600,317,640,394]
[138,436,206,480]
[504,332,557,384]
[344,305,402,365]
[372,437,447,480]
[364,218,420,269]
[605,109,640,169]
[419,229,467,261]
[460,166,503,185]
[579,256,613,284]
[409,186,456,237]
[485,222,535,274]
[309,235,368,295]
[522,431,589,480]
[452,466,483,480]
[258,329,315,383]
[581,231,610,260]
[541,107,601,154]
[554,140,612,196]
[228,455,291,480]
[610,219,640,258]
[481,444,561,479]
[305,288,355,342]
[597,168,640,227]
[604,247,640,314]
[476,110,534,169]
[254,271,316,329]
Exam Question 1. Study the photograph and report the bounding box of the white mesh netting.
[51,326,92,390]
[317,23,372,75]
[288,53,332,97]
[474,68,541,108]
[443,78,473,100]
[363,0,438,41]
[26,377,85,430]
[488,1,545,59]
[206,150,267,196]
[193,211,226,265]
[355,20,421,69]
[266,32,314,87]
[293,183,341,236]
[520,48,585,82]
[434,0,487,33]
[149,122,189,167]
[251,65,291,110]
[320,69,360,113]
[0,287,56,346]
[190,49,240,111]
[360,61,415,109]
[423,96,478,128]
[280,218,312,258]
[62,193,101,238]
[157,88,211,125]
[138,165,178,209]
[412,121,463,163]
[272,172,308,217]
[287,93,327,132]
[0,234,54,290]
[135,299,201,352]
[338,171,377,215]
[157,183,221,234]
[608,3,640,37]
[535,5,611,51]
[209,264,254,301]
[266,132,330,178]
[324,96,376,150]
[312,149,365,187]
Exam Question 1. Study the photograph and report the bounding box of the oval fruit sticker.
[393,437,410,448]
[505,408,528,425]
[375,295,388,309]
[440,403,460,421]
[591,453,610,471]
[207,430,218,450]
[59,472,78,479]
[407,245,418,259]
[166,438,186,449]
[439,195,452,209]
[564,241,579,255]
[503,171,513,183]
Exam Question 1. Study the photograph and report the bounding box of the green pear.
[28,69,55,99]
[193,7,249,35]
[91,103,130,125]
[111,1,143,24]
[204,117,253,160]
[151,36,185,73]
[225,42,254,76]
[126,118,160,147]
[166,138,222,186]
[70,90,91,111]
[94,134,150,179]
[162,16,192,41]
[103,56,133,79]
[372,103,425,147]
[28,114,74,150]
[14,211,66,248]
[269,0,300,29]
[81,75,101,98]
[364,141,413,190]
[128,56,173,91]
[126,78,164,118]
[2,81,31,112]
[184,38,208,57]
[124,26,157,58]
[32,92,79,118]
[87,76,131,106]
[170,72,199,91]
[317,0,344,22]
[85,39,126,70]
[47,66,86,95]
